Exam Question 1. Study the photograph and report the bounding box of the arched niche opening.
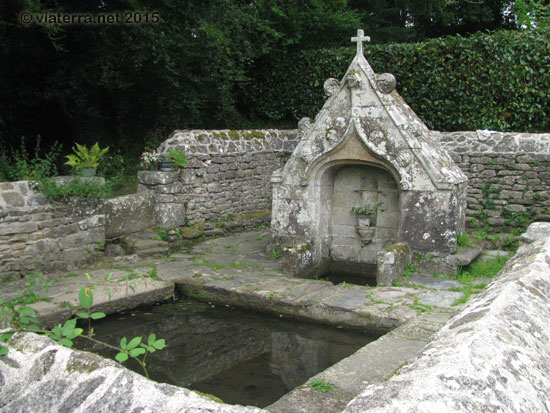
[316,162,400,285]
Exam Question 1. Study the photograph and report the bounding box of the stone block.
[104,193,155,239]
[376,243,410,286]
[155,202,186,228]
[137,171,178,185]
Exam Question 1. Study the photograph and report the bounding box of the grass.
[409,297,433,313]
[448,255,508,306]
[457,232,473,250]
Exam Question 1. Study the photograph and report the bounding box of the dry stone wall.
[0,181,104,281]
[138,129,299,227]
[143,129,550,234]
[436,130,550,230]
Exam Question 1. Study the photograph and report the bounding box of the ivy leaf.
[90,312,106,320]
[120,337,128,350]
[77,312,90,319]
[147,333,156,346]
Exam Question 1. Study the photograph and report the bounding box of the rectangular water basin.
[75,298,380,408]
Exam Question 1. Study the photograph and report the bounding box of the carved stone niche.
[270,30,468,284]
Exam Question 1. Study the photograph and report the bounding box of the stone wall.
[436,130,550,230]
[0,184,158,281]
[0,181,104,281]
[138,129,299,227]
[145,129,550,234]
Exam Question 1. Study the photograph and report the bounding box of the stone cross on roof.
[351,29,370,58]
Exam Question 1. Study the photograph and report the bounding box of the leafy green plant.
[153,227,171,242]
[308,379,336,393]
[402,261,418,278]
[0,137,62,182]
[351,203,381,217]
[1,274,166,378]
[166,149,188,169]
[65,142,109,170]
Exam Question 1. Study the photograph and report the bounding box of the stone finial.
[351,29,370,58]
[377,73,397,94]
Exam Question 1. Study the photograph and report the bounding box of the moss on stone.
[227,130,240,141]
[244,130,266,140]
[66,352,102,375]
[193,390,224,403]
[212,132,229,140]
[233,210,271,221]
[197,134,207,143]
[384,243,409,256]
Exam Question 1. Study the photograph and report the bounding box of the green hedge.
[245,30,550,132]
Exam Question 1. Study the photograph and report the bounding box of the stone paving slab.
[322,290,371,311]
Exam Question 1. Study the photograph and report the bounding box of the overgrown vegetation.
[0,272,166,378]
[0,137,62,182]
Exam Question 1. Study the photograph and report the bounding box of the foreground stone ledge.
[0,332,263,413]
[344,236,550,413]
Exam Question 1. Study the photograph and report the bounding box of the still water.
[76,298,378,408]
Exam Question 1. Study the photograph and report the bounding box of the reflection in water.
[76,298,378,408]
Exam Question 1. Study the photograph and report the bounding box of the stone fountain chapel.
[270,30,468,284]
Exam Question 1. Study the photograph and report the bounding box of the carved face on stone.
[323,78,340,97]
[347,73,362,89]
[377,73,396,94]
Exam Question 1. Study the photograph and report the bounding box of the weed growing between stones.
[0,272,166,378]
[402,261,418,278]
[457,232,473,250]
[438,255,509,306]
[267,250,281,259]
[308,379,336,393]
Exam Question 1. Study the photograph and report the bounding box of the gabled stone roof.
[288,29,467,191]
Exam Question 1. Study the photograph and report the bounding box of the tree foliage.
[0,0,548,157]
